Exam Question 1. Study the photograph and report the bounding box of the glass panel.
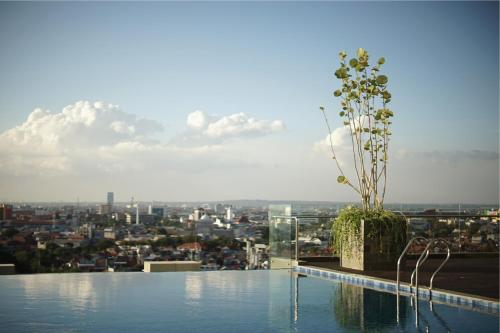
[268,204,295,268]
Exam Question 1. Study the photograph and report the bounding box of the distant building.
[214,203,224,214]
[177,242,202,252]
[107,192,114,207]
[226,207,234,221]
[0,204,13,220]
[237,216,249,224]
[104,228,116,240]
[125,213,135,224]
[98,204,111,215]
[152,207,165,217]
[193,208,204,221]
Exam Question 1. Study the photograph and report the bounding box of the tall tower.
[107,192,114,207]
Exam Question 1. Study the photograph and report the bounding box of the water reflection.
[185,274,202,301]
[20,274,98,314]
[1,271,497,332]
[333,283,410,331]
[289,274,414,332]
[287,273,498,332]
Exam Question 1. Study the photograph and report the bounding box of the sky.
[0,1,498,204]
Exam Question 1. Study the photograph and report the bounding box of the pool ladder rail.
[396,237,451,327]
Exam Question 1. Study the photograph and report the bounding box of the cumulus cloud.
[187,110,213,130]
[0,101,163,151]
[184,110,285,140]
[0,101,166,175]
[0,101,285,179]
[313,115,369,155]
[313,127,350,154]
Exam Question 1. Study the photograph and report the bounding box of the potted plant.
[320,48,406,270]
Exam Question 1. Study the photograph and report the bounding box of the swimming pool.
[0,270,497,332]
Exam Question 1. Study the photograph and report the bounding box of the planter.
[334,208,407,271]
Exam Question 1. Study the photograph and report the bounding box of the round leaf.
[376,75,388,85]
[337,176,348,184]
[356,48,367,59]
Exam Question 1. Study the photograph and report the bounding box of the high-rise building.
[214,203,224,214]
[0,204,13,220]
[193,208,204,221]
[107,192,114,207]
[226,207,234,221]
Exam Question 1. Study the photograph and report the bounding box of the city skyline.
[0,2,498,204]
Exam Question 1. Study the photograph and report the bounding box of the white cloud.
[0,101,165,176]
[0,101,163,151]
[313,115,368,155]
[184,110,285,140]
[187,110,212,130]
[313,127,350,154]
[0,101,284,180]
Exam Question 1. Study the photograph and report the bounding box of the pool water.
[0,270,497,332]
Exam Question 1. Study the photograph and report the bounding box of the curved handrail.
[396,236,428,293]
[414,237,450,326]
[396,235,428,324]
[429,239,451,295]
[410,249,430,290]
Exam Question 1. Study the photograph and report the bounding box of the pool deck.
[301,255,499,300]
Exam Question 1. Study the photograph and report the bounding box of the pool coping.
[294,265,499,316]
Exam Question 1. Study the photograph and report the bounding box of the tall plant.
[320,48,393,211]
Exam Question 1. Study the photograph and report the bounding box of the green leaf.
[339,111,345,116]
[337,175,348,184]
[335,68,349,79]
[377,57,385,65]
[349,58,358,68]
[376,75,388,85]
[357,48,367,59]
[334,90,342,97]
[339,51,347,60]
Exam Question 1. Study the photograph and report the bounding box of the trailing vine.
[332,206,406,259]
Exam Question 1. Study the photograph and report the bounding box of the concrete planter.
[340,219,405,271]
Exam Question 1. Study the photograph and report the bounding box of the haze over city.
[0,2,498,204]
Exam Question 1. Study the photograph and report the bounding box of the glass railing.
[293,212,498,258]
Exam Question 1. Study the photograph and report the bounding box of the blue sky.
[0,1,498,204]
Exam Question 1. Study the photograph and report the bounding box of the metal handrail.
[414,238,450,327]
[396,236,429,293]
[410,249,430,291]
[396,236,428,324]
[429,239,451,295]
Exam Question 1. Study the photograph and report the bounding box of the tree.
[320,48,393,211]
[2,228,20,238]
[97,239,116,250]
